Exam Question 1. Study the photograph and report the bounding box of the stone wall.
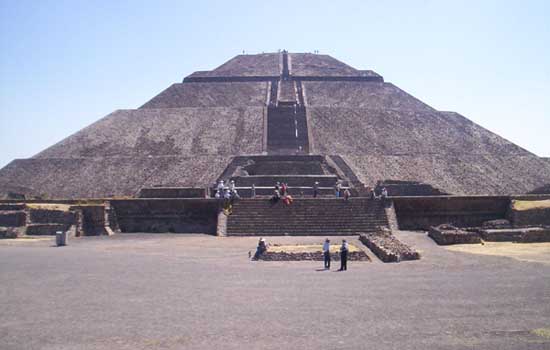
[111,199,219,234]
[375,180,447,196]
[69,205,107,236]
[393,196,510,230]
[0,211,26,227]
[428,225,481,245]
[508,201,550,227]
[138,188,207,199]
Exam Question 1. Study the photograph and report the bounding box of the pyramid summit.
[1,51,549,199]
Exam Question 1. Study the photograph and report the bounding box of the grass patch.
[26,203,72,211]
[531,327,550,339]
[512,199,550,211]
[446,242,550,265]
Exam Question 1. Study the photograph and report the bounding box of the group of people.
[323,238,349,271]
[271,182,294,205]
[333,181,351,200]
[214,180,240,201]
[366,186,388,200]
[215,180,240,214]
[214,180,388,202]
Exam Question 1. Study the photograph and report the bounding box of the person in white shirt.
[217,180,225,194]
[323,238,331,269]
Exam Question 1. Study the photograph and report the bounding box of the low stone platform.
[480,227,550,243]
[428,224,482,245]
[359,231,420,262]
[258,243,369,261]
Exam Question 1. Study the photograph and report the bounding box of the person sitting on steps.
[270,189,281,203]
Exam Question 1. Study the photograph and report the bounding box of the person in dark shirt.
[339,239,349,271]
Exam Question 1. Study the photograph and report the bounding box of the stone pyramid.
[1,51,549,199]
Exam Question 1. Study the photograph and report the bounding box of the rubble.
[359,231,420,262]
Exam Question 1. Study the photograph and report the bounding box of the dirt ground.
[445,242,550,265]
[1,232,549,350]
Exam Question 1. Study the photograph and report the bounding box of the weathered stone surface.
[0,226,24,238]
[0,211,26,227]
[29,209,74,225]
[291,53,369,77]
[138,187,206,199]
[188,53,280,77]
[259,250,369,261]
[428,224,482,245]
[528,183,550,194]
[1,51,549,199]
[509,200,550,227]
[34,108,264,158]
[141,82,269,108]
[0,156,231,199]
[69,205,106,236]
[0,203,25,211]
[305,82,431,110]
[111,199,218,234]
[393,196,509,230]
[26,223,69,236]
[359,231,420,262]
[480,227,550,243]
[482,219,512,229]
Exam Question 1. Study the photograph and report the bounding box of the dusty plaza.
[1,49,550,350]
[1,233,550,350]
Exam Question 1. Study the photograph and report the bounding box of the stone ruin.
[0,51,549,250]
[1,50,549,199]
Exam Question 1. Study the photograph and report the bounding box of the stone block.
[0,211,26,227]
[0,226,24,239]
[480,227,550,243]
[482,219,512,229]
[26,224,70,236]
[28,209,75,225]
[428,224,481,245]
[359,231,420,262]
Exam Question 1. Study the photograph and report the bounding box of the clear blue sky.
[1,0,549,168]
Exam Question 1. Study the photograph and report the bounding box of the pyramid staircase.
[226,198,388,236]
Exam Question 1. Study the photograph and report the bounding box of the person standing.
[381,187,388,199]
[323,238,331,269]
[339,239,349,271]
[343,188,351,201]
[313,181,319,198]
[251,184,256,198]
[334,181,342,198]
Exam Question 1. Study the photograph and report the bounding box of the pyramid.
[1,51,549,199]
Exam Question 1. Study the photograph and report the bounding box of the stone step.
[0,203,25,211]
[226,198,388,236]
[230,175,339,187]
[226,230,377,236]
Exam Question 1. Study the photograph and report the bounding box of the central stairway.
[226,198,388,236]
